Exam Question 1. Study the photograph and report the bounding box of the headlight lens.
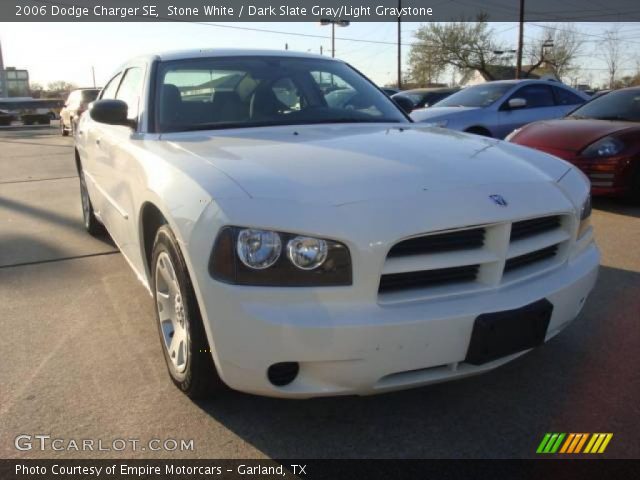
[287,236,328,270]
[582,136,624,158]
[236,229,282,269]
[504,128,521,142]
[578,194,592,238]
[211,227,351,286]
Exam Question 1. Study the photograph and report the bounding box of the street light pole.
[320,19,350,58]
[397,0,402,88]
[516,0,525,79]
[332,22,335,58]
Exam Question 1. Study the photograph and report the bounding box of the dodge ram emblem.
[489,194,508,207]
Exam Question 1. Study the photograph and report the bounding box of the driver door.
[496,84,557,138]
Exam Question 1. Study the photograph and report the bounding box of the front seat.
[249,83,289,121]
[159,84,183,129]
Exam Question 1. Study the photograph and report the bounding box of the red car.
[507,87,640,201]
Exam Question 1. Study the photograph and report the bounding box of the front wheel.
[152,225,223,398]
[78,168,105,236]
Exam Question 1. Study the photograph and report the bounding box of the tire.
[61,119,69,136]
[151,225,223,398]
[78,167,105,236]
[465,127,492,137]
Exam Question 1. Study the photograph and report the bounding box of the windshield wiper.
[170,118,402,132]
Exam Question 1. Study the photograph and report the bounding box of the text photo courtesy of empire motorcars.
[0,0,639,478]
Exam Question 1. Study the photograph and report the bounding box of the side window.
[312,70,384,117]
[101,73,122,100]
[116,67,144,120]
[510,85,555,108]
[554,87,584,106]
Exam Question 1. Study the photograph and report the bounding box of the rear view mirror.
[508,98,527,109]
[90,99,134,128]
[392,95,414,114]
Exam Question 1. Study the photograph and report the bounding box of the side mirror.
[90,99,134,127]
[392,95,414,114]
[508,98,527,109]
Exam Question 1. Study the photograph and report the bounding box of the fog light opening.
[267,362,299,387]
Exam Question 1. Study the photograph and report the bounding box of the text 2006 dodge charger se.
[75,50,599,398]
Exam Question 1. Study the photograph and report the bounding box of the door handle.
[96,138,101,146]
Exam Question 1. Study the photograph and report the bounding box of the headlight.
[423,120,448,128]
[578,194,592,238]
[504,128,521,142]
[236,229,282,269]
[287,236,328,270]
[581,136,624,158]
[210,227,352,286]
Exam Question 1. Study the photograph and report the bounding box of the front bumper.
[197,240,599,398]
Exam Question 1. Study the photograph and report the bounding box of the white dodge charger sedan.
[75,49,599,398]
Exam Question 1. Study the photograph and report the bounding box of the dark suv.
[60,88,100,136]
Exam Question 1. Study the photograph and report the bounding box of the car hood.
[513,119,638,152]
[157,123,570,206]
[410,106,480,122]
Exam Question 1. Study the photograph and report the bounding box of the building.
[1,67,30,97]
[459,65,559,86]
[0,40,30,98]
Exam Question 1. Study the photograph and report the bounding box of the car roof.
[154,49,341,62]
[471,79,557,86]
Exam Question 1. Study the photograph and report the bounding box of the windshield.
[434,83,512,108]
[156,56,408,132]
[568,89,640,122]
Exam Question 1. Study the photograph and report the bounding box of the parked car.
[392,87,460,111]
[0,109,14,126]
[507,87,640,201]
[60,88,101,136]
[411,80,590,138]
[76,49,598,399]
[381,87,400,96]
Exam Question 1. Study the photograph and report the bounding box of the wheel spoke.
[156,291,171,315]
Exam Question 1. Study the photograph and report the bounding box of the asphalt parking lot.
[1,125,639,459]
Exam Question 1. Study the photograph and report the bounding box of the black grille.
[505,245,558,272]
[510,216,561,241]
[388,228,485,257]
[379,265,479,293]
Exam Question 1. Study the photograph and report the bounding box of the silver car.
[411,80,589,139]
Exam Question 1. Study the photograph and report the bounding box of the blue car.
[411,80,589,139]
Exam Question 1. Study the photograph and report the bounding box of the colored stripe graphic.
[539,433,613,454]
[550,433,565,453]
[559,433,575,453]
[574,433,589,453]
[536,433,552,453]
[597,434,613,453]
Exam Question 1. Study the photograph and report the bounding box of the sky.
[1,21,639,89]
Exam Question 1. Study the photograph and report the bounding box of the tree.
[602,26,622,89]
[29,82,44,98]
[46,81,77,95]
[406,41,444,86]
[408,17,507,83]
[526,24,583,81]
